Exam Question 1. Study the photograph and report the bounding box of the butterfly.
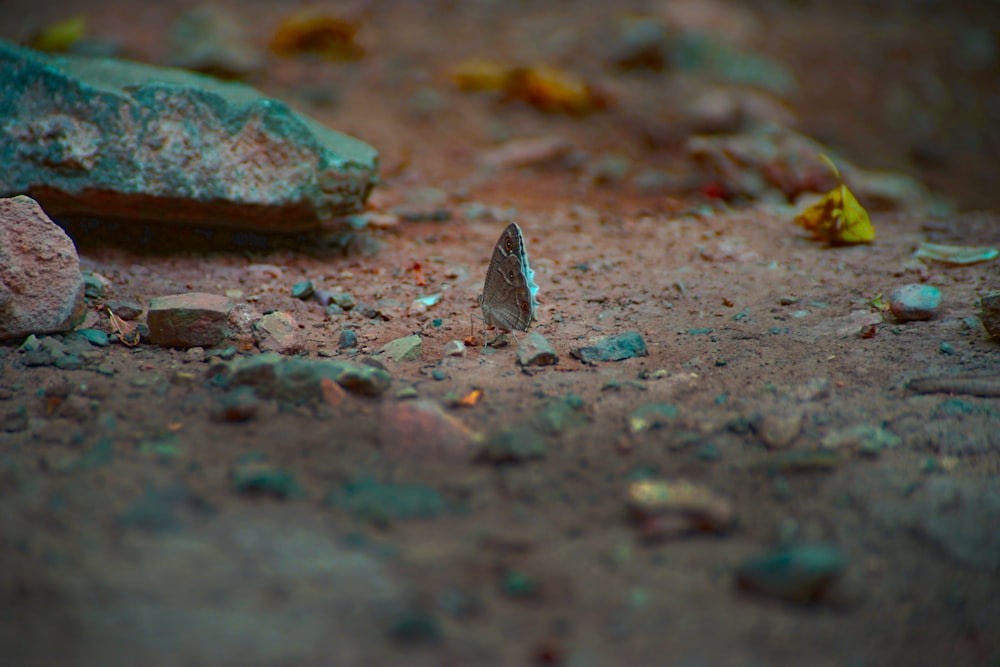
[476,222,539,347]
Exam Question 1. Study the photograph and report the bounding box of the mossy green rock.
[0,40,378,230]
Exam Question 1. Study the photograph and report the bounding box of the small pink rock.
[0,195,85,340]
[378,400,476,462]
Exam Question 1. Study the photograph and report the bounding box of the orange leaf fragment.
[412,262,426,287]
[456,389,482,407]
[452,59,513,92]
[507,65,601,115]
[270,10,364,61]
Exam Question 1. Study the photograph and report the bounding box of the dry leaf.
[456,389,482,407]
[31,16,86,52]
[270,10,364,60]
[452,59,513,92]
[795,154,874,245]
[108,308,140,346]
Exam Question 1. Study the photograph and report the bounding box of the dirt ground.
[1,1,999,666]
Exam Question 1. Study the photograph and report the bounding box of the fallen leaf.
[914,242,999,266]
[31,16,86,52]
[412,262,426,287]
[452,59,513,92]
[794,154,874,245]
[507,65,602,115]
[270,10,364,60]
[108,308,140,346]
[456,389,483,407]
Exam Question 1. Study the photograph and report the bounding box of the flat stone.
[627,402,678,434]
[0,196,85,340]
[532,394,589,435]
[516,331,558,366]
[253,311,303,354]
[889,284,942,322]
[736,543,848,603]
[0,40,377,231]
[980,291,1000,340]
[626,478,736,538]
[327,478,447,522]
[570,331,648,363]
[218,353,391,400]
[231,454,304,499]
[105,298,143,320]
[378,400,475,461]
[477,425,547,463]
[0,405,29,432]
[148,292,232,348]
[821,424,902,457]
[71,328,110,347]
[380,334,422,362]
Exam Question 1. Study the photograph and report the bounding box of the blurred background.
[3,0,998,210]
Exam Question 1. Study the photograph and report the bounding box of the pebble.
[516,331,558,367]
[72,328,110,347]
[338,328,358,349]
[479,136,574,170]
[736,543,848,604]
[750,448,845,474]
[218,352,392,399]
[532,394,589,435]
[889,283,942,322]
[82,271,108,298]
[291,280,315,300]
[821,425,902,457]
[380,334,422,362]
[980,291,1000,340]
[214,386,261,422]
[0,405,29,432]
[442,340,466,357]
[626,479,736,539]
[755,410,803,449]
[231,455,304,499]
[378,400,475,461]
[477,425,547,463]
[252,310,303,354]
[331,292,356,311]
[570,331,648,363]
[627,403,678,434]
[106,298,144,320]
[327,478,447,522]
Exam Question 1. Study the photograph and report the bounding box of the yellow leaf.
[452,59,513,92]
[31,16,86,52]
[794,156,874,245]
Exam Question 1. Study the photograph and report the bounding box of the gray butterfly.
[477,222,539,346]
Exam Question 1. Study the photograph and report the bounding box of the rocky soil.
[1,1,999,666]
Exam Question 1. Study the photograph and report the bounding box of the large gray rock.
[0,40,378,231]
[0,195,85,340]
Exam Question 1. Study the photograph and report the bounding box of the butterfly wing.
[479,223,539,332]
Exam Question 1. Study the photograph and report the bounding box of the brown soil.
[1,2,999,666]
